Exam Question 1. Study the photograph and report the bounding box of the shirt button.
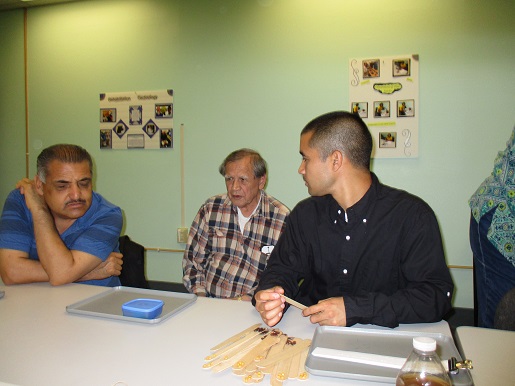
[343,269,348,274]
[338,209,341,214]
[447,292,451,297]
[334,220,337,224]
[346,235,350,240]
[363,218,367,223]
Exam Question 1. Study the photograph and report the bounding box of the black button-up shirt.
[256,173,454,328]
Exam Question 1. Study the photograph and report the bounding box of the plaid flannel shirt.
[182,191,289,298]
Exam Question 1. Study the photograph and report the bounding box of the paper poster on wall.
[349,55,418,158]
[99,89,173,150]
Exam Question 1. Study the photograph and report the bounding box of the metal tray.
[66,286,196,324]
[306,326,473,385]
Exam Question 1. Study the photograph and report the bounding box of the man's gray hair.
[37,144,93,183]
[219,148,267,178]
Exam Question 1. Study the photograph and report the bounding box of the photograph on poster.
[393,59,411,77]
[363,59,380,78]
[374,101,390,118]
[352,102,368,118]
[155,104,173,118]
[100,129,112,149]
[160,129,172,148]
[100,108,115,123]
[397,99,415,117]
[129,105,143,125]
[379,132,397,148]
[144,120,158,137]
[114,121,129,138]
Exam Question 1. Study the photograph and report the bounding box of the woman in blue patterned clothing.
[469,127,515,329]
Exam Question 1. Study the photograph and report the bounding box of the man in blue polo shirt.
[0,144,123,286]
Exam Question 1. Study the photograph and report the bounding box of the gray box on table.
[306,326,473,385]
[66,286,196,324]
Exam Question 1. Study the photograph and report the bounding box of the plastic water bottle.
[396,337,452,386]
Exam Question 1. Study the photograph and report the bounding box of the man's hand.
[302,297,347,326]
[15,178,48,214]
[78,252,123,282]
[101,251,124,277]
[254,286,286,327]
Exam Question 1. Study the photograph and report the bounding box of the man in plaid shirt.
[182,149,289,300]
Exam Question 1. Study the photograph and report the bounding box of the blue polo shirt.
[0,190,122,286]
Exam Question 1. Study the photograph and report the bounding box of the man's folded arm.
[0,249,49,284]
[0,248,121,286]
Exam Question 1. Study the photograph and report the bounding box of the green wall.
[1,0,514,308]
[0,11,26,201]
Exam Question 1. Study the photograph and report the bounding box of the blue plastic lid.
[123,298,164,312]
[122,298,164,319]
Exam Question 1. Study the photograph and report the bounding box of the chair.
[118,235,149,289]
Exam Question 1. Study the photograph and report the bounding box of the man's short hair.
[301,111,372,170]
[37,144,93,183]
[218,148,267,178]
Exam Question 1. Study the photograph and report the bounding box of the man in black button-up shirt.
[254,111,453,328]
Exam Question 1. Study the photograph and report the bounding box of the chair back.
[118,235,149,289]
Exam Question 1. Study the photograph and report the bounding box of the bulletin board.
[349,55,419,158]
[99,89,173,150]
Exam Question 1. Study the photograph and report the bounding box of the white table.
[0,283,453,386]
[455,326,515,386]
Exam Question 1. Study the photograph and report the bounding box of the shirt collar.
[329,173,378,224]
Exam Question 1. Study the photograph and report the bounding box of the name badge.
[261,245,274,255]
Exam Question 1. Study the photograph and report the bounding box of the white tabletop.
[0,283,453,386]
[455,326,515,386]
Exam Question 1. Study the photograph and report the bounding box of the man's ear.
[331,150,344,171]
[258,174,267,190]
[34,175,45,195]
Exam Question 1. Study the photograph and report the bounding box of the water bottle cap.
[413,337,437,352]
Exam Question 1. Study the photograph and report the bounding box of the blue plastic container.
[122,298,164,319]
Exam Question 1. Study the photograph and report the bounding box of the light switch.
[177,227,189,243]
